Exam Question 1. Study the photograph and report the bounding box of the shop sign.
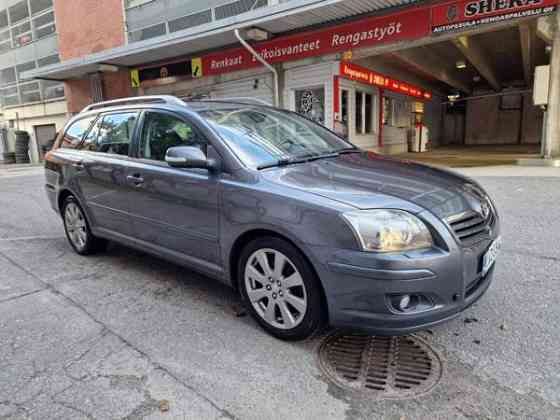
[137,60,193,85]
[199,8,430,76]
[432,0,558,33]
[339,62,432,100]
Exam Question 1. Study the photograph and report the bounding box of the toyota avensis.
[45,96,500,340]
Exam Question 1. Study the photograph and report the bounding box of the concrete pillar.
[544,10,560,157]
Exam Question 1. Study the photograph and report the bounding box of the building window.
[32,11,55,40]
[16,61,36,82]
[0,67,16,86]
[0,85,20,107]
[128,22,166,42]
[8,1,30,24]
[295,87,325,125]
[41,80,65,100]
[30,0,53,15]
[12,20,32,47]
[20,81,41,103]
[0,29,10,52]
[0,9,8,29]
[214,0,267,20]
[168,9,212,33]
[37,54,60,67]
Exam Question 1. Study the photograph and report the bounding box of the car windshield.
[197,105,355,169]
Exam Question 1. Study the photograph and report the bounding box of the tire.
[238,237,324,341]
[62,196,107,255]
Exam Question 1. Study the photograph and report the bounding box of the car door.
[75,111,140,237]
[125,110,221,270]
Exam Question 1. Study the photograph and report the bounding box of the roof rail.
[187,97,273,106]
[82,95,186,112]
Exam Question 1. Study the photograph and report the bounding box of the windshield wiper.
[257,156,312,170]
[336,147,362,154]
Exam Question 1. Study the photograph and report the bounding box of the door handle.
[127,174,145,186]
[72,161,84,170]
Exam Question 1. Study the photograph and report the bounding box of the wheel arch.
[228,228,329,323]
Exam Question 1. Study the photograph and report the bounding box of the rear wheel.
[238,237,323,340]
[62,196,106,255]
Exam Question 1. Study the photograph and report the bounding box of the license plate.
[482,237,501,277]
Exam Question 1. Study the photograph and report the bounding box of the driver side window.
[139,112,207,161]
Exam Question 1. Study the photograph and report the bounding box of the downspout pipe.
[234,29,280,107]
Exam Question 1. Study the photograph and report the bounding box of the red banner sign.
[339,62,432,100]
[199,8,430,76]
[432,0,558,33]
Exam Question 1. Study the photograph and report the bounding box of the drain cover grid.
[318,333,443,399]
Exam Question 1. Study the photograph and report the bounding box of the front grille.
[448,210,494,245]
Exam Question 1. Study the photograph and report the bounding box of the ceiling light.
[98,64,120,73]
[447,93,461,101]
[456,60,467,69]
[245,27,270,42]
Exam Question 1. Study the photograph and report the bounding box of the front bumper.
[312,212,500,336]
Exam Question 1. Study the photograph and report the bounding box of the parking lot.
[1,165,559,420]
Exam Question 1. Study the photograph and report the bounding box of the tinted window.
[96,112,137,156]
[139,112,207,161]
[61,117,96,149]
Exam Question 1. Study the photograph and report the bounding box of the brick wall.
[54,0,125,60]
[54,0,130,113]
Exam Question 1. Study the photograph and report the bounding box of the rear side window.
[95,112,138,156]
[60,117,96,149]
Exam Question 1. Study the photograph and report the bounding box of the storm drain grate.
[318,333,443,399]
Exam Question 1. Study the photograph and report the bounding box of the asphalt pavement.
[0,165,559,420]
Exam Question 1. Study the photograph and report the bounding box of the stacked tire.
[14,131,30,164]
[2,152,16,164]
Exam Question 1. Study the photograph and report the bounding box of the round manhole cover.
[318,333,443,399]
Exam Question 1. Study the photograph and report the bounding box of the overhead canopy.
[23,0,417,81]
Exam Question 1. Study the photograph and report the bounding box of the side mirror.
[165,146,219,172]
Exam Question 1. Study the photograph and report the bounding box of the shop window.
[30,0,53,15]
[8,1,29,24]
[295,87,325,125]
[0,10,8,29]
[364,93,373,133]
[355,91,363,133]
[383,96,393,126]
[355,91,373,134]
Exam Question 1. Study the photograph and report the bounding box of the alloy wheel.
[244,248,308,330]
[64,202,87,250]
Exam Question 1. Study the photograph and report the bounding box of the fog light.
[389,294,434,314]
[398,294,411,311]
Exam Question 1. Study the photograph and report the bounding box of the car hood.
[260,152,487,219]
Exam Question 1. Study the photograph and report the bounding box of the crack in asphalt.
[0,248,238,420]
[0,288,45,304]
[501,247,560,262]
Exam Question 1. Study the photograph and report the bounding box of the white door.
[340,80,379,149]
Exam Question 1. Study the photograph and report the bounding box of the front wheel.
[238,237,324,341]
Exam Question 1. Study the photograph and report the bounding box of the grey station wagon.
[45,96,501,340]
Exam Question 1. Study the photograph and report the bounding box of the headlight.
[342,209,433,253]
